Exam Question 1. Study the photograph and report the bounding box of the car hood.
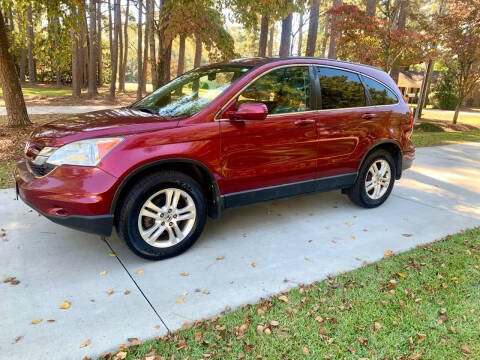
[30,108,179,147]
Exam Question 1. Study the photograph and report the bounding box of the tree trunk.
[0,10,30,127]
[26,5,36,85]
[81,3,89,88]
[118,3,123,92]
[148,0,157,90]
[71,23,82,98]
[390,0,408,83]
[305,0,319,56]
[97,0,103,86]
[453,97,462,124]
[156,36,171,88]
[279,13,293,57]
[177,35,185,76]
[267,25,274,57]
[297,14,303,56]
[142,0,150,93]
[88,0,98,97]
[54,18,61,88]
[108,0,113,61]
[109,0,120,101]
[136,0,143,100]
[194,36,202,68]
[258,16,269,57]
[366,0,377,17]
[328,0,342,59]
[119,0,129,92]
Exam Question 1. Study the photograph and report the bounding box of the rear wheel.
[346,150,396,208]
[117,171,207,260]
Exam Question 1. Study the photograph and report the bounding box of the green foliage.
[432,69,459,110]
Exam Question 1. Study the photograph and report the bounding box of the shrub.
[432,70,458,110]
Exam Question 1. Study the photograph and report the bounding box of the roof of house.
[398,70,440,88]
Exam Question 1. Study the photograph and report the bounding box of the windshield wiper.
[132,107,157,115]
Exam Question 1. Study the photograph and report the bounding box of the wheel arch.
[110,158,222,220]
[357,140,403,180]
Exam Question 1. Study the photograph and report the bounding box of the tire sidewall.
[358,151,396,208]
[120,173,206,260]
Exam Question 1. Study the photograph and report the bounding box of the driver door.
[219,66,319,205]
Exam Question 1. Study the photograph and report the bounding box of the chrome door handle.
[362,113,377,120]
[294,119,315,126]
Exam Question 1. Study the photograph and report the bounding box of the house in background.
[397,70,480,108]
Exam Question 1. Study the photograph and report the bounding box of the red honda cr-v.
[15,57,415,260]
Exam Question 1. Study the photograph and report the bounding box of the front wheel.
[346,150,396,208]
[117,171,207,260]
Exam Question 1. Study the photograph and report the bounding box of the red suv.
[15,57,415,260]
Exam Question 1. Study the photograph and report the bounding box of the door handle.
[294,119,315,126]
[362,113,377,120]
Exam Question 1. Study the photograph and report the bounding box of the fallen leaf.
[181,291,188,296]
[108,253,116,257]
[15,336,22,343]
[270,320,280,327]
[106,289,114,295]
[451,277,458,281]
[449,326,456,334]
[305,257,312,261]
[402,233,413,237]
[350,235,356,239]
[397,272,407,278]
[205,245,211,248]
[203,290,210,295]
[345,221,351,226]
[264,328,271,335]
[256,325,264,335]
[216,256,224,260]
[99,271,107,276]
[31,318,43,324]
[114,351,127,359]
[136,270,144,275]
[225,306,231,311]
[124,290,130,295]
[251,262,257,267]
[461,345,471,354]
[47,319,55,322]
[176,298,184,303]
[180,272,189,276]
[127,337,140,346]
[302,347,310,355]
[60,301,71,309]
[79,339,91,348]
[278,295,289,303]
[374,322,382,329]
[417,333,426,344]
[3,277,13,283]
[384,250,393,256]
[10,279,20,285]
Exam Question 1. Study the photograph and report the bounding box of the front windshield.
[132,65,252,118]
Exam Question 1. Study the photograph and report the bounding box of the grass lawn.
[412,130,480,148]
[101,228,480,359]
[0,161,15,189]
[0,86,72,98]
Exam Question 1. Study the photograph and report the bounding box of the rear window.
[361,76,398,105]
[317,67,366,109]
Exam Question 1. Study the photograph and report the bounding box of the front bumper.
[14,159,117,236]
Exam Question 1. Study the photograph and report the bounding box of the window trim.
[215,63,400,121]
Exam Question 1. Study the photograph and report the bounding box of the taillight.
[409,107,414,128]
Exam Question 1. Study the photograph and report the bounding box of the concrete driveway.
[1,143,480,359]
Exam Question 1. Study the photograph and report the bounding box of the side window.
[361,76,398,105]
[317,67,366,109]
[238,66,310,114]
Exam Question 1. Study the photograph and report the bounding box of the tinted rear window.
[317,67,366,109]
[361,76,398,105]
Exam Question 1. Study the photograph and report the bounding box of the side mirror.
[231,102,268,121]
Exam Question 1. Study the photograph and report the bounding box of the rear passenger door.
[311,66,375,177]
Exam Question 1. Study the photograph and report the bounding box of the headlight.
[46,138,124,166]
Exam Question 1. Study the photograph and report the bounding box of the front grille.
[27,160,56,177]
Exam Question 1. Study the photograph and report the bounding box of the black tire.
[346,150,396,208]
[116,170,207,260]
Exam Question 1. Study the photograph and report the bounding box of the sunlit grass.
[412,130,480,147]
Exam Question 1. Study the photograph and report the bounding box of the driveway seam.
[102,236,171,332]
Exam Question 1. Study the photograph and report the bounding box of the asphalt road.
[1,143,480,359]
